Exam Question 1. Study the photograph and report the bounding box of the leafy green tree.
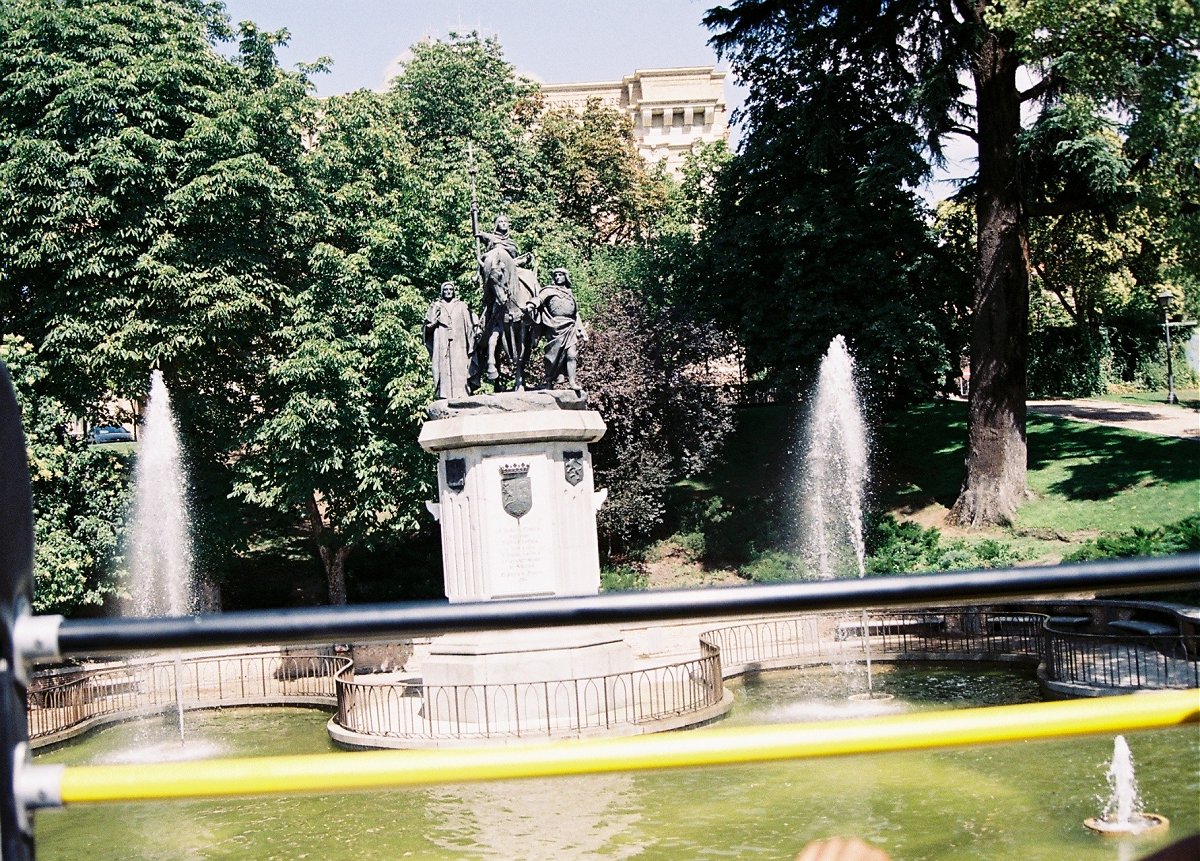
[534,99,671,250]
[387,33,553,293]
[231,86,431,605]
[0,337,130,615]
[0,0,238,408]
[694,3,952,405]
[232,247,429,604]
[705,0,1199,525]
[0,1,319,588]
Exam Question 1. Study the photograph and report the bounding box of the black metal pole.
[1163,313,1178,405]
[53,553,1200,656]
[0,364,35,861]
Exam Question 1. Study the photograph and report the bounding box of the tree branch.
[1018,73,1057,103]
[1031,258,1079,323]
[1025,195,1090,218]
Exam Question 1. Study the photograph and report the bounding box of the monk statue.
[424,282,477,399]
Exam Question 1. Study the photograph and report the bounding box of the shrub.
[739,550,809,583]
[1027,325,1112,398]
[600,565,649,592]
[645,531,707,564]
[865,515,1027,574]
[674,531,707,562]
[865,515,943,573]
[1064,515,1200,561]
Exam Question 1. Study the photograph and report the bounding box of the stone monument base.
[421,626,635,687]
[419,390,607,604]
[326,620,734,749]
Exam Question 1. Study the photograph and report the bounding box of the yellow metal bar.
[58,689,1198,805]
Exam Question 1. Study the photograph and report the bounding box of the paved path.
[1027,398,1200,441]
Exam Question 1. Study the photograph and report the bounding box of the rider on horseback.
[473,214,538,389]
[476,214,531,307]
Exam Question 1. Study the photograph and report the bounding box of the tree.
[698,3,953,406]
[0,0,241,409]
[0,1,330,599]
[232,88,430,605]
[534,99,671,250]
[387,33,552,293]
[705,0,1199,525]
[0,337,130,615]
[579,288,733,555]
[232,247,429,604]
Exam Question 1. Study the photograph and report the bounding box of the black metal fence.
[702,605,1199,693]
[28,601,1198,748]
[334,651,723,742]
[28,651,344,746]
[1044,625,1199,690]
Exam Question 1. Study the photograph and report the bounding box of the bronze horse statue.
[475,244,539,391]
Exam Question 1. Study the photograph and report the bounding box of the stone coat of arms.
[564,451,585,487]
[500,463,532,519]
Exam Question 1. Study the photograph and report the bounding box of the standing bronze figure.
[424,282,477,399]
[526,267,585,391]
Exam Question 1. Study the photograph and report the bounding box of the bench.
[1107,620,1177,637]
[835,617,943,640]
[1047,616,1091,627]
[987,615,1042,634]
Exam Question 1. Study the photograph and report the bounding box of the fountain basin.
[848,692,895,702]
[35,667,1197,861]
[1083,813,1169,836]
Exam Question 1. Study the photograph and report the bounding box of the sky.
[217,1,970,198]
[219,0,745,107]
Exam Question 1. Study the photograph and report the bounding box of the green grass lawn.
[693,399,1197,565]
[1097,389,1200,410]
[878,400,1198,543]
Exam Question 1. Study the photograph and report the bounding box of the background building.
[542,66,728,176]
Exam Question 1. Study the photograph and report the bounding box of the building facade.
[541,66,728,176]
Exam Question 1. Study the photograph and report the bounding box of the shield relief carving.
[564,450,584,487]
[500,463,532,519]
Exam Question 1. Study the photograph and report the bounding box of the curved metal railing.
[1043,624,1199,690]
[701,604,1199,692]
[333,643,723,741]
[28,650,348,747]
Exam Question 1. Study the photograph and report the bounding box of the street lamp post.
[1156,289,1178,406]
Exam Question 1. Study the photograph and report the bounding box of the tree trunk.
[307,492,349,605]
[319,544,349,606]
[949,20,1029,527]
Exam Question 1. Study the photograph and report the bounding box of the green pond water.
[34,664,1200,860]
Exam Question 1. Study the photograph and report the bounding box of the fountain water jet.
[125,370,195,617]
[800,336,868,581]
[799,336,887,699]
[1084,735,1169,836]
[123,369,196,743]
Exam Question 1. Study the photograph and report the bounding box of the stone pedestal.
[418,391,607,603]
[419,627,635,726]
[423,627,634,686]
